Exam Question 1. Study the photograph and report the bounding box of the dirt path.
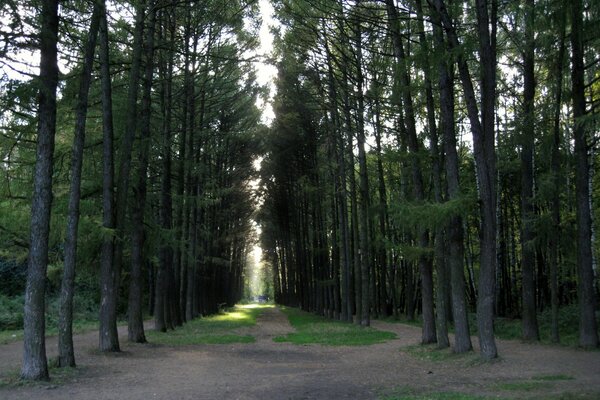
[1,308,599,399]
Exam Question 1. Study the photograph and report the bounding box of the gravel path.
[1,307,598,399]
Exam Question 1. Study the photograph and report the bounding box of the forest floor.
[0,306,599,399]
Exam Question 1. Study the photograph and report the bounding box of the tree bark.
[571,0,599,348]
[99,0,147,352]
[520,0,539,342]
[353,7,371,327]
[431,11,473,348]
[58,1,101,367]
[431,0,498,359]
[415,0,449,348]
[98,0,117,351]
[126,0,156,336]
[21,0,59,381]
[549,5,566,344]
[386,0,435,343]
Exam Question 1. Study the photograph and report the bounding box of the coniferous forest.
[0,0,599,384]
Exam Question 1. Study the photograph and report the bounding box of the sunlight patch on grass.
[146,304,266,346]
[274,307,396,346]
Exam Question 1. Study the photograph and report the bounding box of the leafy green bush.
[0,295,24,330]
[0,259,26,296]
[1,285,100,334]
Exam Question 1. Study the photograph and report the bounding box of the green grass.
[531,374,575,381]
[381,305,600,349]
[273,307,396,346]
[495,374,576,393]
[476,305,600,348]
[0,361,80,389]
[379,386,490,400]
[495,381,547,392]
[401,344,480,364]
[0,319,104,345]
[145,304,268,346]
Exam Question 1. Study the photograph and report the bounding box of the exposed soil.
[1,307,599,399]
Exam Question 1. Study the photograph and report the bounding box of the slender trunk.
[325,36,352,323]
[373,93,389,318]
[129,0,156,339]
[432,0,498,359]
[549,6,566,344]
[58,3,100,367]
[386,0,435,343]
[58,2,101,367]
[100,0,147,352]
[354,9,371,327]
[343,74,361,324]
[184,30,198,323]
[98,0,117,351]
[415,0,448,348]
[162,8,179,327]
[520,0,539,341]
[571,0,599,348]
[21,0,59,381]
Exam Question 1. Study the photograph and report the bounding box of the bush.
[0,295,24,330]
[0,259,26,296]
[1,288,99,332]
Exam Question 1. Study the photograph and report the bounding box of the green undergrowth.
[379,386,490,400]
[146,304,269,346]
[0,361,80,389]
[0,319,108,345]
[379,379,594,400]
[495,374,575,392]
[401,344,481,365]
[381,305,599,349]
[1,292,101,344]
[273,306,396,346]
[490,306,599,347]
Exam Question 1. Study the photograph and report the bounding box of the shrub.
[0,295,24,330]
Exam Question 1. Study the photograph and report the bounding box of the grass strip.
[146,304,268,346]
[379,386,491,400]
[274,306,396,346]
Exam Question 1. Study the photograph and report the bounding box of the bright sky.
[254,0,278,125]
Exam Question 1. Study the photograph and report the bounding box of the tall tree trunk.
[161,6,179,327]
[99,0,147,352]
[184,30,198,323]
[432,0,499,359]
[58,1,101,367]
[21,0,59,381]
[325,35,352,323]
[386,0,435,343]
[342,71,361,324]
[520,0,539,341]
[98,0,117,352]
[571,0,599,348]
[354,7,371,327]
[415,0,449,348]
[433,10,472,352]
[129,0,156,340]
[549,5,566,344]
